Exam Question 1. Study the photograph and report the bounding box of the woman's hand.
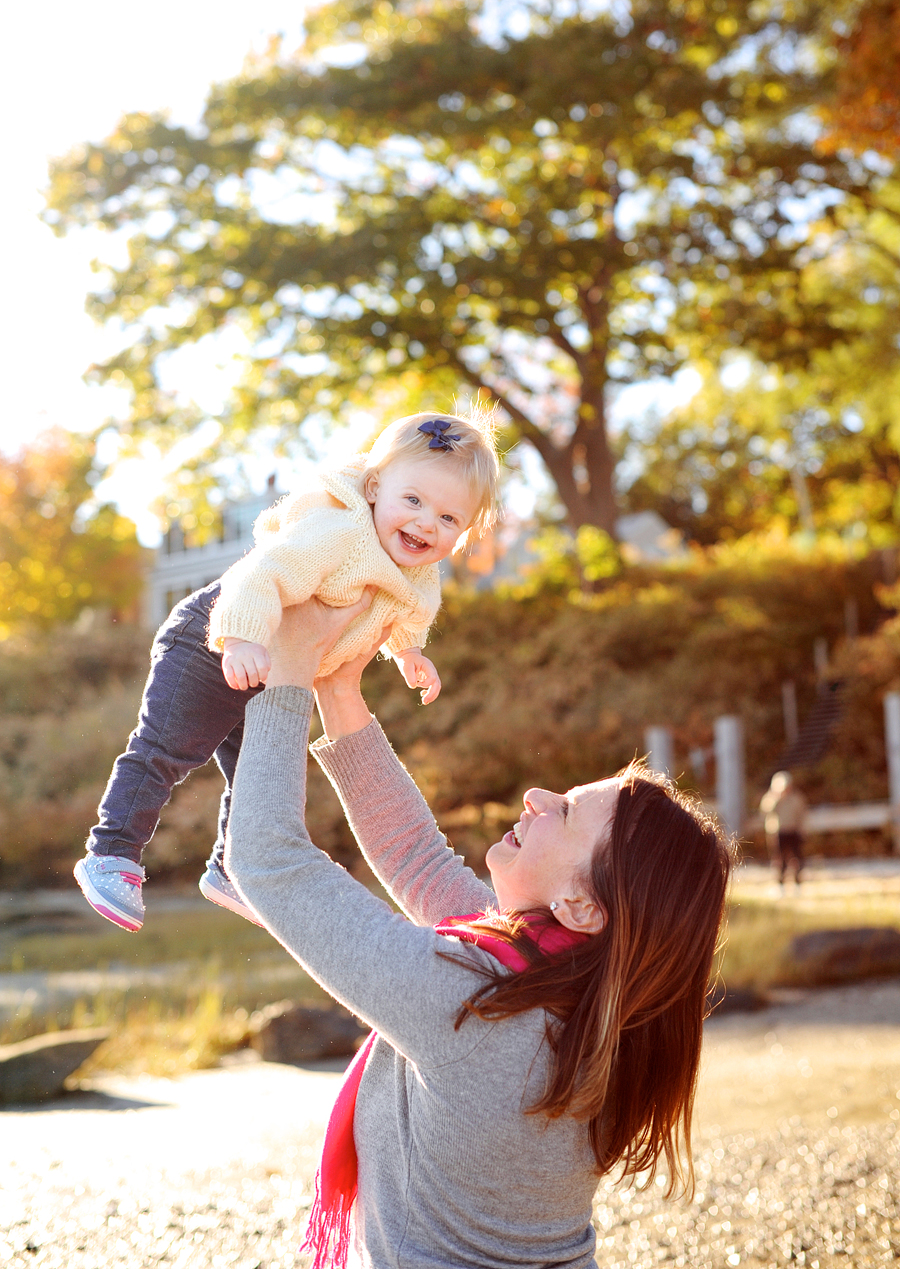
[314,621,393,741]
[266,590,376,691]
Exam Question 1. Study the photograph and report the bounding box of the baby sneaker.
[198,859,263,926]
[74,854,146,932]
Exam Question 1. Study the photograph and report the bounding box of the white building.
[615,511,689,564]
[146,477,281,629]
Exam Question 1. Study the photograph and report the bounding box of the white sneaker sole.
[74,858,143,932]
[198,872,264,926]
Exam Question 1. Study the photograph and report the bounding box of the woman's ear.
[363,471,379,505]
[554,895,606,936]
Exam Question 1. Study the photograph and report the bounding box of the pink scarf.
[300,912,587,1269]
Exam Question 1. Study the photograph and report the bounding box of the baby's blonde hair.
[363,406,501,547]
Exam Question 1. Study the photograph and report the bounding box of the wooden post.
[689,747,708,785]
[844,597,859,641]
[781,680,798,746]
[644,726,674,777]
[714,715,745,839]
[884,692,900,854]
[789,462,815,533]
[814,637,829,683]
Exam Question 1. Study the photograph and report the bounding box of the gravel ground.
[592,1121,899,1268]
[1,1057,332,1269]
[3,977,900,1268]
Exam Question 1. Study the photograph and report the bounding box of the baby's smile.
[398,530,430,553]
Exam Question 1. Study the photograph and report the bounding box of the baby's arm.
[221,638,271,690]
[395,647,441,705]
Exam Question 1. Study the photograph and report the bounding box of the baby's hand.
[221,638,271,690]
[396,648,442,705]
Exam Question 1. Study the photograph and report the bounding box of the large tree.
[46,0,876,533]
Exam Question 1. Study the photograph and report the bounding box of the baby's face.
[364,458,479,568]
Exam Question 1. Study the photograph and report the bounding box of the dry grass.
[12,988,252,1077]
[0,903,295,974]
[720,881,900,990]
[0,903,333,1075]
[69,989,253,1078]
[2,970,331,1077]
[0,953,337,1073]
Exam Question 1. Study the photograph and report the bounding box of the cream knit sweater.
[206,456,441,677]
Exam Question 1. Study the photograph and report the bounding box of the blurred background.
[4,0,900,1070]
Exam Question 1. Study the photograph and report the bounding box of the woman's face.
[485,779,619,932]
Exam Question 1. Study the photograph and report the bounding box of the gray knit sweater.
[225,687,599,1269]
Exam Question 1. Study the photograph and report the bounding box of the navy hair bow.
[418,418,462,452]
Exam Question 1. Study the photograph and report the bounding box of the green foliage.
[502,524,623,598]
[576,526,624,582]
[623,362,900,545]
[0,429,145,636]
[43,0,888,534]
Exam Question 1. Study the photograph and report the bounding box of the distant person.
[74,411,500,932]
[224,593,734,1269]
[760,770,808,886]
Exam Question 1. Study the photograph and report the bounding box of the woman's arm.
[226,687,491,1056]
[226,632,497,1064]
[247,598,490,924]
[313,648,494,925]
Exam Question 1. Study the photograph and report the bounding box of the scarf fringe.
[300,1169,354,1269]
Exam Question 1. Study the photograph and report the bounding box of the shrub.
[0,620,360,885]
[2,538,895,885]
[362,538,888,819]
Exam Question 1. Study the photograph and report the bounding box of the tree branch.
[857,234,900,272]
[448,350,559,463]
[545,322,588,378]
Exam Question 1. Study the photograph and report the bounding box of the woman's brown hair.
[448,761,732,1198]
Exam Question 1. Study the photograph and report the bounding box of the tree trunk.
[521,380,618,535]
[532,435,618,535]
[455,354,619,534]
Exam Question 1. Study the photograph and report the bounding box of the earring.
[549,901,559,911]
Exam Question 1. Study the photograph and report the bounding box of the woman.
[226,595,732,1269]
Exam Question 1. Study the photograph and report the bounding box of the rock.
[0,1027,110,1104]
[249,1001,367,1064]
[786,926,900,986]
[706,983,768,1016]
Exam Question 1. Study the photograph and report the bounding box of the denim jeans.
[88,583,263,869]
